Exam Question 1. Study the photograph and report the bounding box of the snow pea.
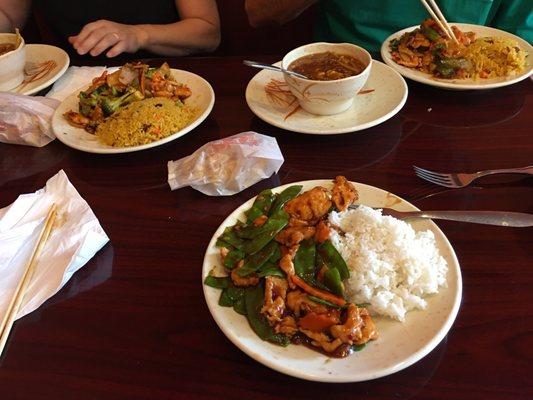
[269,185,303,216]
[203,275,230,289]
[318,240,350,280]
[223,248,245,269]
[245,189,276,223]
[219,286,245,308]
[323,267,344,297]
[241,211,288,254]
[423,26,440,41]
[308,295,343,309]
[237,241,279,277]
[219,226,246,250]
[245,282,289,346]
[237,209,288,239]
[294,238,316,281]
[257,261,285,278]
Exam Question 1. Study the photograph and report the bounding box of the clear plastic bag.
[168,131,284,196]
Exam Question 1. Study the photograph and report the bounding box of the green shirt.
[315,0,533,53]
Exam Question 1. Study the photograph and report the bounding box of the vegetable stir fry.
[63,62,192,133]
[205,176,378,358]
[389,19,477,79]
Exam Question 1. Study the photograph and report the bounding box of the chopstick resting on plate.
[0,204,57,356]
[419,0,459,43]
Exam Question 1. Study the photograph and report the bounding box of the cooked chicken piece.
[231,260,259,287]
[219,247,230,266]
[300,329,343,353]
[275,316,298,337]
[298,310,341,332]
[314,220,330,243]
[286,290,328,316]
[279,245,299,288]
[63,111,90,128]
[89,105,104,123]
[284,187,332,226]
[261,276,288,324]
[253,215,268,227]
[332,176,358,211]
[275,226,315,247]
[409,31,431,49]
[357,307,379,344]
[330,304,378,345]
[397,47,420,68]
[173,84,192,100]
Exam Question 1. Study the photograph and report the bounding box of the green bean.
[223,248,245,269]
[323,267,344,297]
[318,240,350,280]
[244,283,289,346]
[269,185,303,216]
[203,275,230,289]
[237,241,279,276]
[294,238,316,281]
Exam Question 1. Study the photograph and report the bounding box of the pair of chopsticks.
[420,0,459,44]
[0,204,57,356]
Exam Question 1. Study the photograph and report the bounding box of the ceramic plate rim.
[13,44,70,96]
[380,23,533,90]
[245,61,408,135]
[202,180,462,382]
[52,68,215,154]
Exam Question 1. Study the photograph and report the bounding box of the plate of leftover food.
[202,177,462,382]
[13,44,70,96]
[245,61,407,134]
[381,21,532,90]
[52,62,214,153]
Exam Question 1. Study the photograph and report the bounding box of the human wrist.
[133,24,150,49]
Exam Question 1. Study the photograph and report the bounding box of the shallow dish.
[381,23,533,90]
[202,180,462,382]
[10,44,69,96]
[52,68,214,154]
[0,32,25,91]
[245,60,407,134]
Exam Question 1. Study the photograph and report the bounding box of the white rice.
[329,205,447,322]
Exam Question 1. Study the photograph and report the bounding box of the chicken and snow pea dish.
[204,177,378,358]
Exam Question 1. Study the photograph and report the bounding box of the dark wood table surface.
[0,56,532,400]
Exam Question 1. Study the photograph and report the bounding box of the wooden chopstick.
[0,204,57,356]
[420,0,459,43]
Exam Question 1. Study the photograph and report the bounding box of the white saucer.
[381,23,533,90]
[10,44,69,96]
[245,61,407,134]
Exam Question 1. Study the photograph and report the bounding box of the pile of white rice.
[329,205,447,322]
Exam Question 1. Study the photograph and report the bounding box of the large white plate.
[10,44,69,96]
[381,23,533,90]
[202,180,462,382]
[52,68,214,154]
[245,61,407,134]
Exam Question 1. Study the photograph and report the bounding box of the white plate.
[381,23,533,90]
[245,61,407,134]
[202,180,462,382]
[10,44,69,96]
[52,68,215,154]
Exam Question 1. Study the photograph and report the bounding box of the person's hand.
[68,20,148,57]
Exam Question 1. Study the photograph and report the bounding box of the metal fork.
[413,165,533,188]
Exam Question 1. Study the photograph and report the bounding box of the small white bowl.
[282,42,372,116]
[0,33,26,91]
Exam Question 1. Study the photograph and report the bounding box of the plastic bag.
[0,93,60,147]
[167,131,284,196]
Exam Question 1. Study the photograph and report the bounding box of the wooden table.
[1,56,532,400]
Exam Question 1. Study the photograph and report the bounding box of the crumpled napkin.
[0,169,109,319]
[168,131,284,196]
[0,66,106,147]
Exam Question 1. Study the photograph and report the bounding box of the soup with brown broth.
[288,51,366,81]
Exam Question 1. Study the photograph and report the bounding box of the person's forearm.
[136,18,220,56]
[0,0,31,31]
[245,0,317,28]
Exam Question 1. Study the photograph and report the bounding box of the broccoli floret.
[101,88,144,116]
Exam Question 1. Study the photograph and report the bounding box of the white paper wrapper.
[0,93,60,147]
[168,131,284,196]
[0,170,109,319]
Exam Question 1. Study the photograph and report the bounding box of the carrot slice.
[290,275,346,307]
